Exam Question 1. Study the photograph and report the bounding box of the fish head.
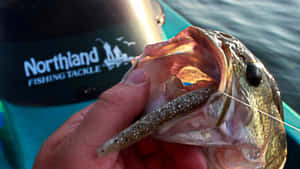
[128,26,287,169]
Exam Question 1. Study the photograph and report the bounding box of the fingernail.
[124,69,146,84]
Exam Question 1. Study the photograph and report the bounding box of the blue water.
[163,1,300,168]
[164,0,300,114]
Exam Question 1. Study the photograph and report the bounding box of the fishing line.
[280,91,300,97]
[222,92,300,132]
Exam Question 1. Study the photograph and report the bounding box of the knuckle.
[98,87,126,107]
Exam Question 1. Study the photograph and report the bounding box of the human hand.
[33,69,207,169]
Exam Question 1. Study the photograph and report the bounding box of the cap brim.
[0,2,192,169]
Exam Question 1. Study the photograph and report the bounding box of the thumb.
[67,69,150,155]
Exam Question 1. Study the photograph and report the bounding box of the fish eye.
[246,62,262,87]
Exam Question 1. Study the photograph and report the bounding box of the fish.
[98,26,287,169]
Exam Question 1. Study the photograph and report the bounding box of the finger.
[142,152,163,169]
[162,143,207,169]
[120,147,144,169]
[68,69,150,153]
[162,154,180,169]
[45,103,95,149]
[136,137,160,156]
[112,155,125,169]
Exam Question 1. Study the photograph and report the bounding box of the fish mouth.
[168,26,225,93]
[133,26,225,112]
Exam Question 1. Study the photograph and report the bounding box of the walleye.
[98,26,287,169]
